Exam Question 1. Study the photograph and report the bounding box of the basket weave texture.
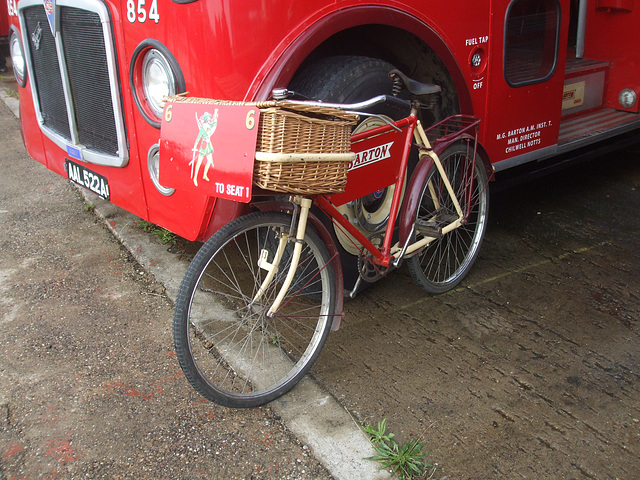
[164,96,358,194]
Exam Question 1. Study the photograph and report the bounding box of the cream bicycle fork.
[252,196,313,317]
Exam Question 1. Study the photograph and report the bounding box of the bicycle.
[172,70,493,408]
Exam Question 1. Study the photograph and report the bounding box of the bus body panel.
[9,0,640,241]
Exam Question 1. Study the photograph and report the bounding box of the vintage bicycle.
[165,70,493,408]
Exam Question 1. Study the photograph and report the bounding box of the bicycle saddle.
[389,69,442,96]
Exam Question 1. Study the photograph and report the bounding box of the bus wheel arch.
[253,8,471,119]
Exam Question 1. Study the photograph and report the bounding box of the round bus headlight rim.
[9,28,27,87]
[130,40,185,128]
[142,49,175,119]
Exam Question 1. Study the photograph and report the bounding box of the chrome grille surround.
[19,0,128,167]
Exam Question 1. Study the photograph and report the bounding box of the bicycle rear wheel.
[407,141,489,293]
[173,211,336,408]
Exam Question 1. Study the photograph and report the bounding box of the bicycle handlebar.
[272,90,413,114]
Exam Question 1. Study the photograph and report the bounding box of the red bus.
[7,0,640,290]
[1,0,11,53]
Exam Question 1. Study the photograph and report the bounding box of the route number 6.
[164,104,173,123]
[246,110,257,130]
[127,0,159,23]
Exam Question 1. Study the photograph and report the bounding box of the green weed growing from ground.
[136,221,178,245]
[153,228,178,245]
[3,88,19,99]
[364,419,438,480]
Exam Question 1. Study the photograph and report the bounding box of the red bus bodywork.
[7,0,640,244]
[1,0,11,39]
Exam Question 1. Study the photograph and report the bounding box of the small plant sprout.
[364,418,395,445]
[364,419,438,480]
[4,89,19,99]
[153,228,177,245]
[135,220,178,245]
[136,220,156,233]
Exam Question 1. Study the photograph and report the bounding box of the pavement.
[0,65,390,479]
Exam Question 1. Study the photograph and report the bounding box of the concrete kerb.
[1,91,392,480]
[1,90,19,118]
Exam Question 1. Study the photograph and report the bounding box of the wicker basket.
[164,96,358,195]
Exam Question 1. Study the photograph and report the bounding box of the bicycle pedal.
[415,219,442,238]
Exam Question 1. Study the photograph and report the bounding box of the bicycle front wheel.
[407,141,489,293]
[173,211,336,408]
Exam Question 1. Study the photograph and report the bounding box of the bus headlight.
[142,49,175,118]
[130,40,185,128]
[10,30,27,87]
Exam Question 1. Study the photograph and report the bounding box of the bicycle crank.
[357,234,390,283]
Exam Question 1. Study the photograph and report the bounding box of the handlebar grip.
[380,95,412,112]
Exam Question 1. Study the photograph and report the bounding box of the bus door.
[483,0,569,171]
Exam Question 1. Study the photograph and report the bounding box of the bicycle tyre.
[407,141,489,293]
[173,211,336,408]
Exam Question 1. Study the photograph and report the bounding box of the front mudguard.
[253,200,345,331]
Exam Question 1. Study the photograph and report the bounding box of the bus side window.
[504,0,561,86]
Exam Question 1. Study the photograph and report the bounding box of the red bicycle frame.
[315,111,484,270]
[316,114,419,268]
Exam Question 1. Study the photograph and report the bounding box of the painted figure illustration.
[190,109,219,186]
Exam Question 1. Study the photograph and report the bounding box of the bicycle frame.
[316,112,476,268]
[262,106,482,314]
[317,114,418,267]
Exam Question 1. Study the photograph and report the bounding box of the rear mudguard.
[398,134,493,246]
[253,200,345,331]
